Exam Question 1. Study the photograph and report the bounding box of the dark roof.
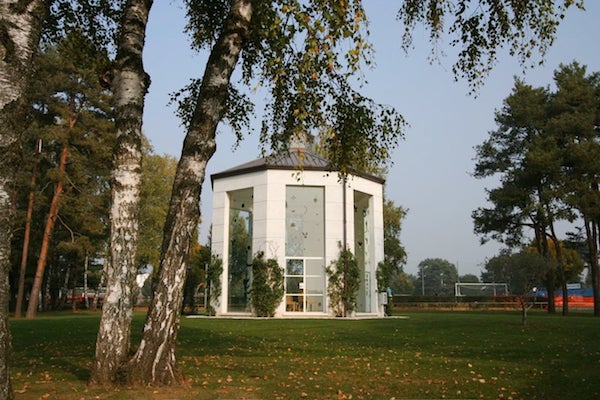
[211,148,385,185]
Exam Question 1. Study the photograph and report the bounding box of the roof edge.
[210,150,386,187]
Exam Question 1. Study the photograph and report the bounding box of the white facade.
[210,151,385,317]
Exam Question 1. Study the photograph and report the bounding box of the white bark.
[0,1,43,107]
[0,1,48,397]
[130,0,254,385]
[90,0,153,385]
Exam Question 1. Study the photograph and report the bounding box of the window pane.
[286,295,302,312]
[286,277,303,294]
[305,276,324,294]
[307,296,323,312]
[305,259,323,276]
[286,186,324,257]
[286,259,303,275]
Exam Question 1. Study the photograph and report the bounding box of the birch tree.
[128,0,256,385]
[90,0,153,385]
[0,1,50,397]
[398,0,584,92]
[0,0,581,391]
[1,0,149,385]
[126,0,403,385]
[121,0,584,385]
[2,0,572,390]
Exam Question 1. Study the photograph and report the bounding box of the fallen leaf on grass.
[14,385,28,394]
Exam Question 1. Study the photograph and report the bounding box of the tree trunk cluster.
[129,0,254,385]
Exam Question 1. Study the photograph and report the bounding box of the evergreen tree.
[473,79,570,313]
[327,246,361,317]
[19,31,114,318]
[550,63,600,315]
[473,62,600,315]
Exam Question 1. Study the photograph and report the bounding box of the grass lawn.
[9,310,600,399]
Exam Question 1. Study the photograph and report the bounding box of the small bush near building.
[250,252,284,317]
[326,247,360,317]
[206,256,223,316]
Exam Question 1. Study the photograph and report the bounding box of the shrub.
[326,246,360,317]
[250,252,284,317]
[206,255,223,316]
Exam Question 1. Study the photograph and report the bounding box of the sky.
[142,1,600,277]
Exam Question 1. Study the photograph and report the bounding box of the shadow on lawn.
[11,311,600,399]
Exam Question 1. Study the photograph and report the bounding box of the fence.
[390,295,547,311]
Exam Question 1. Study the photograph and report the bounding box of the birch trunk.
[25,144,68,318]
[129,0,254,385]
[90,0,153,385]
[0,1,48,396]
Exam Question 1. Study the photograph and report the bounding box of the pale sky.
[142,1,600,277]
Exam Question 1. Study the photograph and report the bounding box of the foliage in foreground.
[10,311,600,399]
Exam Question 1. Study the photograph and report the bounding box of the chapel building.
[210,146,385,317]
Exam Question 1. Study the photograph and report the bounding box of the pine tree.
[20,31,114,318]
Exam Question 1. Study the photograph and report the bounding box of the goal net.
[455,283,509,297]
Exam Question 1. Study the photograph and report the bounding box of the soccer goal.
[455,282,509,297]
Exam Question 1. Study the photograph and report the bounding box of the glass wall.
[285,186,325,312]
[354,191,372,313]
[227,188,253,312]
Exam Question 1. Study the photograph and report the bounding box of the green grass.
[10,311,600,399]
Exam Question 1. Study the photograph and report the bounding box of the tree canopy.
[417,258,458,296]
[399,0,584,90]
[137,147,177,270]
[473,61,600,314]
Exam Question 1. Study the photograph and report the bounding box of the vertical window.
[285,186,325,312]
[227,188,253,312]
[354,191,372,313]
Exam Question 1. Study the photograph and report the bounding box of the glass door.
[285,258,324,312]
